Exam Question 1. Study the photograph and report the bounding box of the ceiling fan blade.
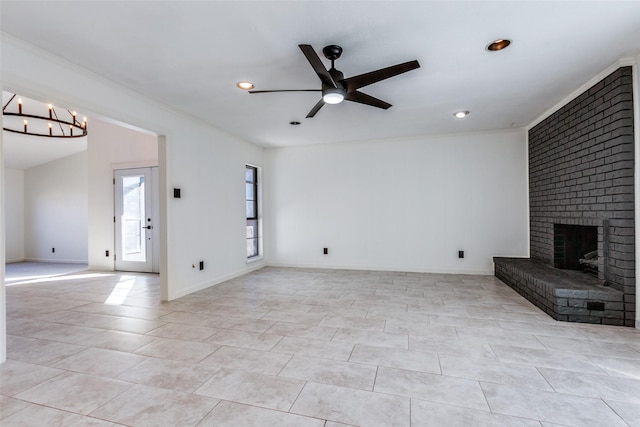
[299,44,337,88]
[344,60,420,91]
[248,89,321,94]
[306,99,325,118]
[345,91,392,109]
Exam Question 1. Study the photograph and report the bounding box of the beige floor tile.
[196,400,325,427]
[319,314,385,331]
[0,396,30,420]
[590,355,640,379]
[208,304,270,319]
[159,311,213,326]
[262,310,327,325]
[308,305,369,318]
[491,344,608,374]
[428,314,500,329]
[384,320,457,338]
[135,338,219,363]
[205,329,283,351]
[536,335,640,359]
[279,355,377,390]
[266,322,337,340]
[456,327,545,349]
[349,344,441,374]
[538,367,640,403]
[6,266,640,427]
[291,382,410,427]
[146,322,218,341]
[11,320,105,345]
[6,335,86,366]
[482,382,627,427]
[411,399,541,426]
[0,360,65,396]
[71,302,171,320]
[332,328,408,349]
[195,368,304,411]
[496,320,583,338]
[324,422,357,427]
[117,357,217,392]
[374,366,489,411]
[440,354,554,391]
[52,347,147,378]
[271,336,353,360]
[604,400,640,426]
[258,301,314,313]
[213,317,276,333]
[199,345,292,375]
[15,372,131,415]
[1,404,115,426]
[78,330,157,352]
[410,336,497,359]
[571,324,640,343]
[90,383,218,426]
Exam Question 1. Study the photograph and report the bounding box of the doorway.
[114,167,160,273]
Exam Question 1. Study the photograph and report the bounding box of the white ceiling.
[2,1,640,148]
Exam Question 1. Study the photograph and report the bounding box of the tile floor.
[1,266,640,426]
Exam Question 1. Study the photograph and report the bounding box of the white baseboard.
[265,262,494,276]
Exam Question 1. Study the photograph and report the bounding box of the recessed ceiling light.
[486,39,511,51]
[289,121,301,126]
[237,81,254,90]
[454,111,470,118]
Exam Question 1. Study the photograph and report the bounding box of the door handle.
[142,225,153,229]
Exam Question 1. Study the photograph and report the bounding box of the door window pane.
[121,175,146,261]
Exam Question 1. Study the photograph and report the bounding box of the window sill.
[246,256,264,264]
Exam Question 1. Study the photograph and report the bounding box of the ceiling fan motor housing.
[322,68,346,103]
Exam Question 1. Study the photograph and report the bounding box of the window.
[246,165,259,258]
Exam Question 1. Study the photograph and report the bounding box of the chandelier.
[2,94,87,138]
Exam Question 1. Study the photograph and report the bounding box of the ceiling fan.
[249,44,420,118]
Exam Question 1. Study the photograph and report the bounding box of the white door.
[114,167,159,273]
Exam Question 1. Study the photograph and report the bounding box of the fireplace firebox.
[553,224,598,272]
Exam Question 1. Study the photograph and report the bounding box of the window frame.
[246,164,260,259]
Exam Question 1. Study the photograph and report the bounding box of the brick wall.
[528,66,635,326]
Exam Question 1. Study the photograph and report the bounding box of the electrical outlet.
[52,247,55,253]
[105,250,109,257]
[323,247,328,255]
[199,261,204,270]
[458,250,464,259]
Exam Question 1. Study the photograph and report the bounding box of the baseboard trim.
[166,261,266,300]
[23,258,88,264]
[265,262,493,276]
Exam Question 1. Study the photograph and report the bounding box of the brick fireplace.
[496,66,636,326]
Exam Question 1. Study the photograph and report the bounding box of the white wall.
[265,130,529,274]
[23,151,88,263]
[87,117,157,270]
[1,94,7,363]
[4,168,24,262]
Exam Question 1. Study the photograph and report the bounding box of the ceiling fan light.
[454,111,470,118]
[323,88,345,104]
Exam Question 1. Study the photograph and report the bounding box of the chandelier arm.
[52,108,65,135]
[2,127,86,138]
[3,94,16,112]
